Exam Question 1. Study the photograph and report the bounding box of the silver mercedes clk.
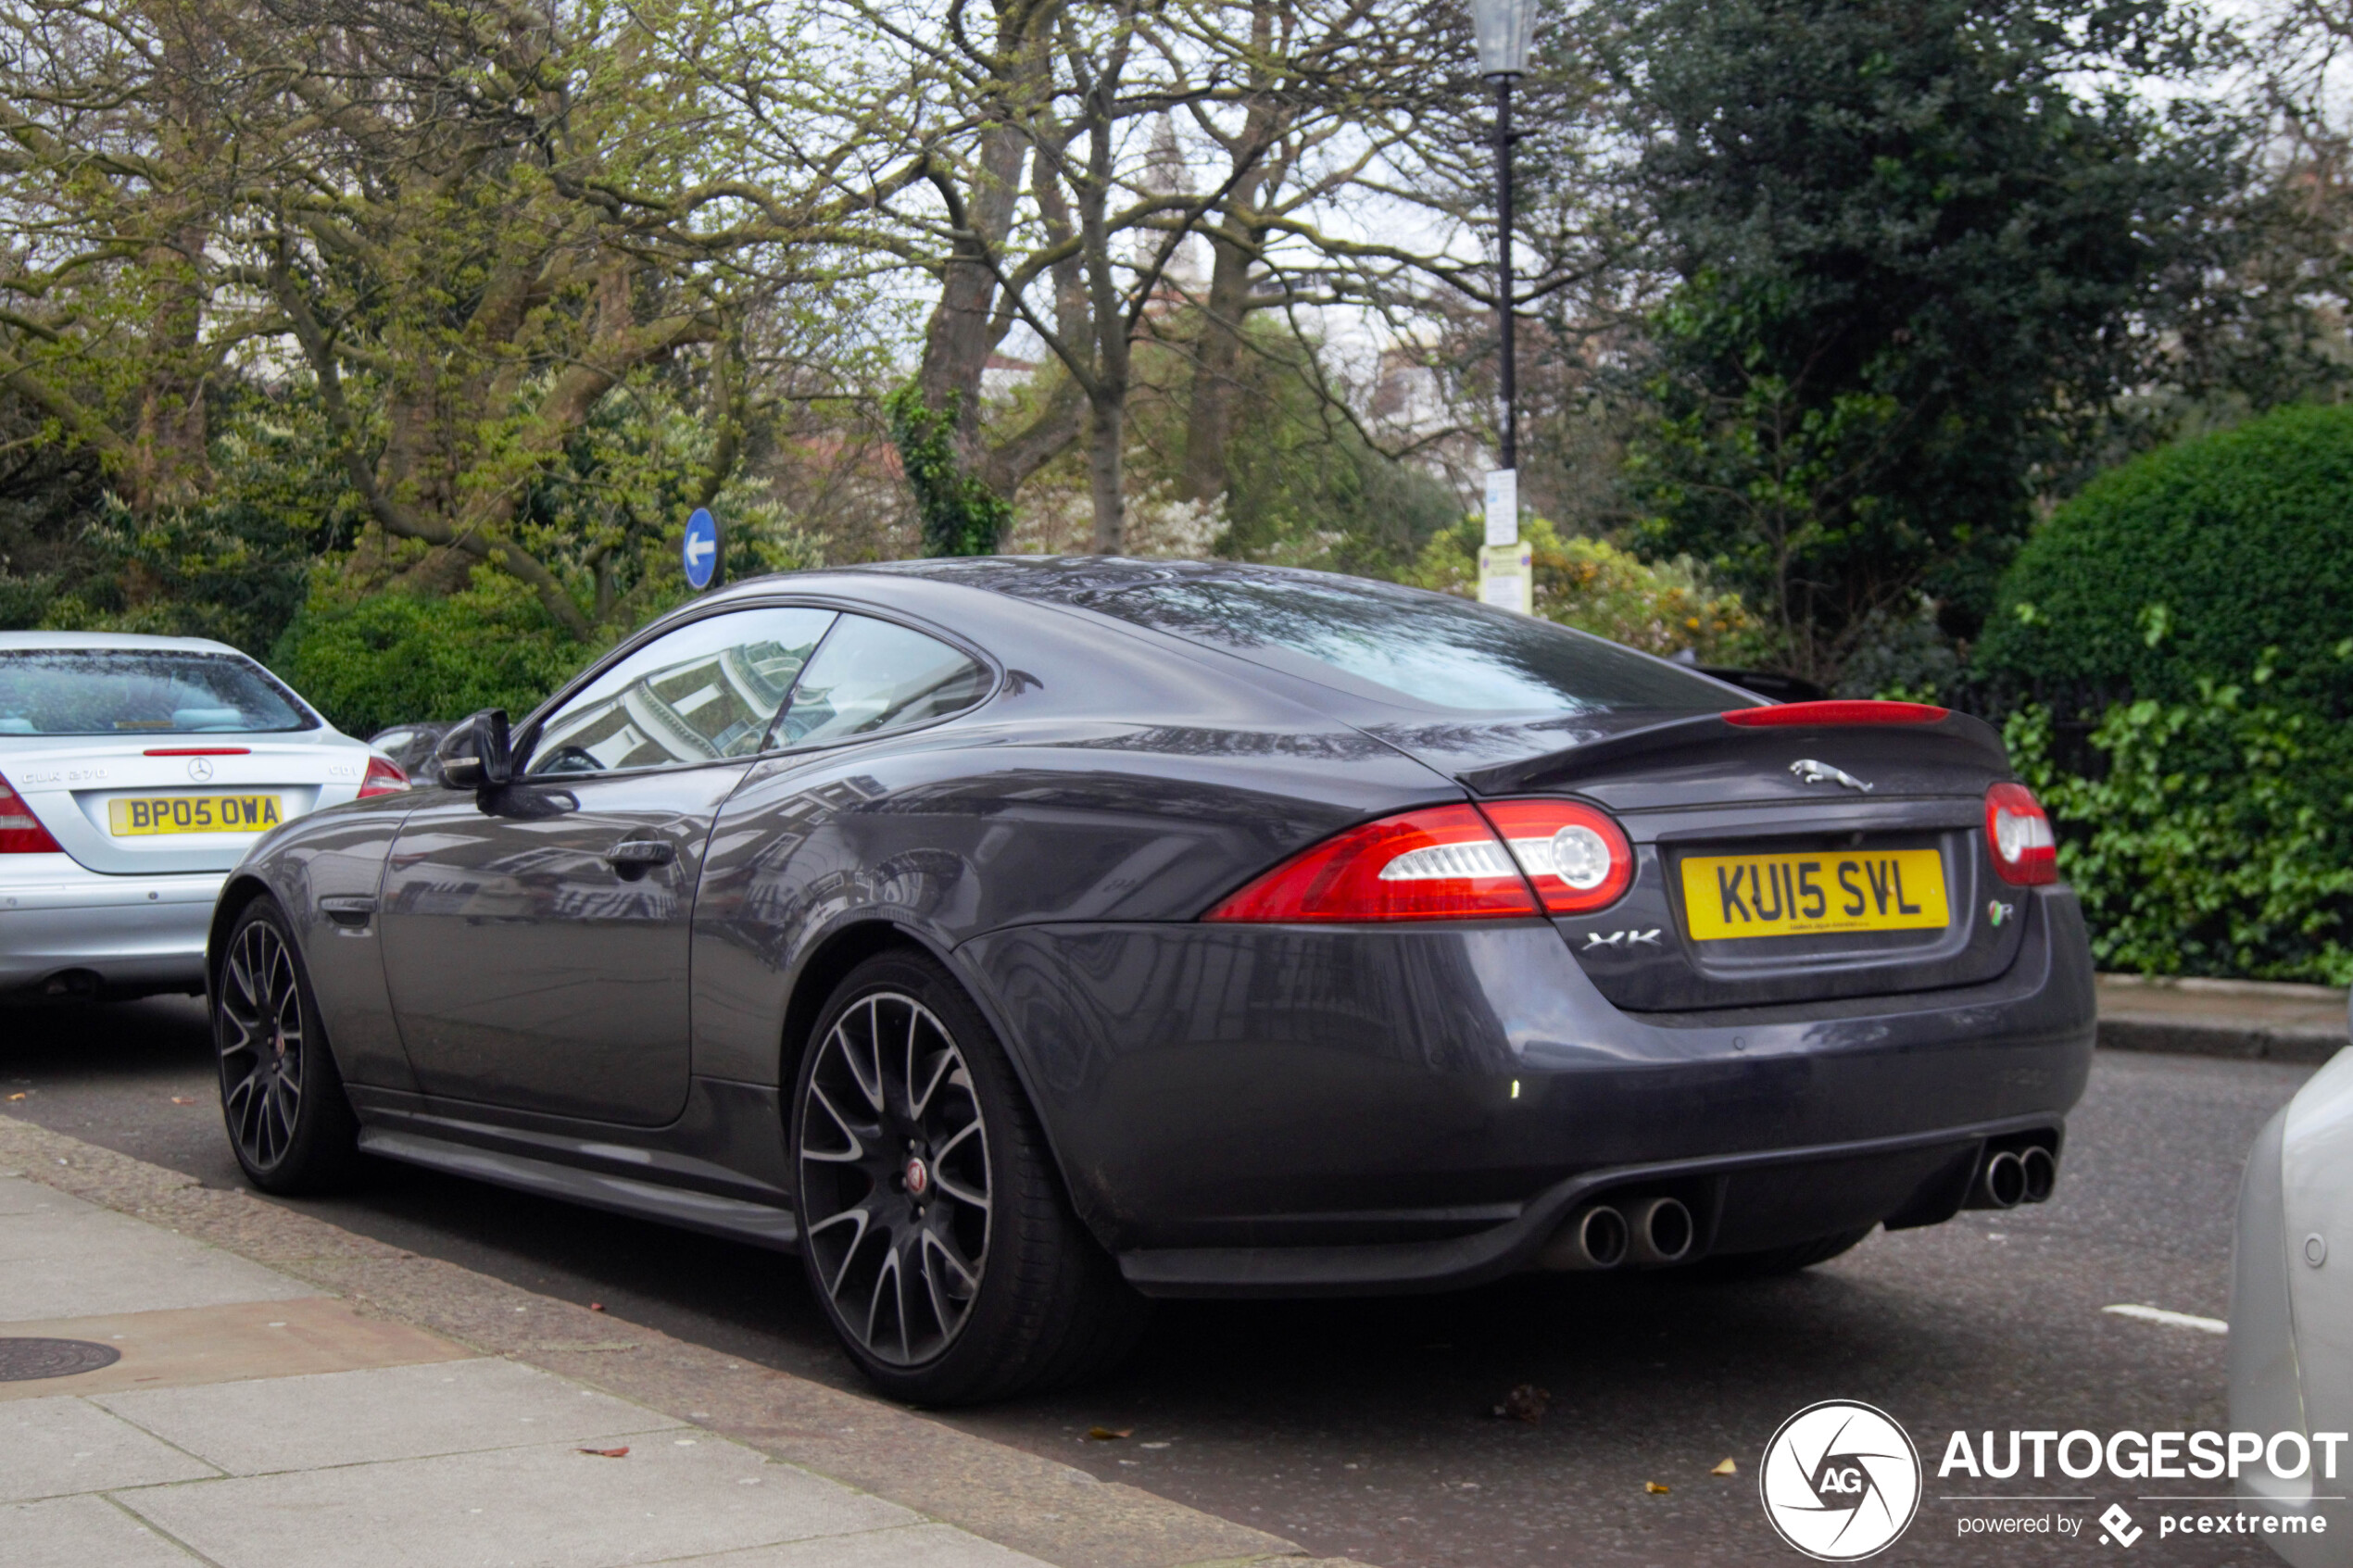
[0,632,406,998]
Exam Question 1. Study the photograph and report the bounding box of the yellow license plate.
[107,794,284,836]
[1680,848,1948,940]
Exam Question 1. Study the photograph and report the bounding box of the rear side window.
[0,650,313,734]
[774,615,990,747]
[1065,576,1743,716]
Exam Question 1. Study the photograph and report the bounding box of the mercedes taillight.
[0,772,63,854]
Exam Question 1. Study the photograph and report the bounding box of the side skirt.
[356,1128,799,1253]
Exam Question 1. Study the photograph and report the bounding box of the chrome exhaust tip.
[1538,1203,1629,1271]
[1627,1196,1695,1266]
[1977,1148,2027,1210]
[2019,1146,2057,1204]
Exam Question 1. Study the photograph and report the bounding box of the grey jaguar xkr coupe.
[208,558,2095,1403]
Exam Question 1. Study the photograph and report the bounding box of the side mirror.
[435,709,512,790]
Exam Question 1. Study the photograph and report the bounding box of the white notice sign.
[1483,469,1518,548]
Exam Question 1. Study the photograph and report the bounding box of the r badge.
[1986,899,2014,928]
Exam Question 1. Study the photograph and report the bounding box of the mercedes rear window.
[1064,576,1747,716]
[0,651,316,734]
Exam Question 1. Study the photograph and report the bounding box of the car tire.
[211,896,363,1196]
[791,950,1148,1405]
[1710,1225,1875,1278]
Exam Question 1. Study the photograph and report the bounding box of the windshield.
[1065,575,1746,716]
[0,650,315,735]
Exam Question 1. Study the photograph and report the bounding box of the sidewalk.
[2096,972,2349,1065]
[0,1118,1352,1568]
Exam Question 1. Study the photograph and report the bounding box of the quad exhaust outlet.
[1971,1144,2058,1210]
[1539,1196,1695,1271]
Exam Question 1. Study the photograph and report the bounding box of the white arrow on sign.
[686,536,715,564]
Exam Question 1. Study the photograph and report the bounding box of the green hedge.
[2006,675,2353,985]
[272,571,595,738]
[1977,402,2353,711]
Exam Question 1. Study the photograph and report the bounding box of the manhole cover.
[0,1337,120,1382]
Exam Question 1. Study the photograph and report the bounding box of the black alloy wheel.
[798,988,993,1365]
[213,897,360,1194]
[791,952,1147,1404]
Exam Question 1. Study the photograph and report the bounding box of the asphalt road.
[2,995,2319,1567]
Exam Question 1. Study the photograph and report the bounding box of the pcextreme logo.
[1760,1399,1924,1561]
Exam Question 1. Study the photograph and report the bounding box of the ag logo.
[1759,1399,1921,1561]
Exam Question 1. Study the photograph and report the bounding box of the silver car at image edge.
[0,632,407,997]
[2233,1007,2353,1565]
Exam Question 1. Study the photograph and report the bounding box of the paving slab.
[679,1522,1064,1566]
[97,1357,685,1474]
[0,1178,312,1319]
[1,1493,205,1568]
[115,1432,924,1568]
[0,1113,1307,1568]
[0,1395,218,1502]
[0,1296,470,1402]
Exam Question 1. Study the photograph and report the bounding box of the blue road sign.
[682,508,720,591]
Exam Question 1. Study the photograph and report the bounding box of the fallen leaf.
[1646,1481,1670,1495]
[1085,1426,1132,1440]
[169,1097,195,1106]
[588,1302,605,1311]
[5,1093,25,1102]
[1712,1458,1738,1476]
[1492,1384,1551,1424]
[576,1447,630,1459]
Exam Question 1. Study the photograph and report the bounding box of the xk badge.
[1584,929,1662,951]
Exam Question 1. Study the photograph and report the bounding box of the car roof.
[0,630,252,657]
[846,555,1386,597]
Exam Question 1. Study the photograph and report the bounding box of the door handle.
[603,839,676,870]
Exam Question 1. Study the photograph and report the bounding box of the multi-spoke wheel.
[791,952,1149,1405]
[212,897,359,1194]
[797,989,992,1366]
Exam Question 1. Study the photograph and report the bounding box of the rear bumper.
[0,855,222,990]
[958,886,2096,1296]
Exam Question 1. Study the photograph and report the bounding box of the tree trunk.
[1088,388,1125,554]
[1179,222,1256,503]
[127,223,211,521]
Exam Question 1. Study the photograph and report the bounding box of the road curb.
[0,1116,1359,1568]
[2096,973,2347,1068]
[2096,1020,2345,1066]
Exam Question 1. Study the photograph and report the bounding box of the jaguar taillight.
[1984,781,2057,886]
[1478,798,1635,914]
[1202,798,1632,922]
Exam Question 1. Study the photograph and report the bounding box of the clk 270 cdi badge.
[205,559,2097,1404]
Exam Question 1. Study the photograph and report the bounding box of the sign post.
[683,507,722,593]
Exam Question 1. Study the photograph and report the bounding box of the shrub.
[1403,515,1759,660]
[272,570,597,738]
[28,396,362,656]
[2005,671,2353,985]
[1978,402,2353,713]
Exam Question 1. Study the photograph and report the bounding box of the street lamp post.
[1472,0,1535,612]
